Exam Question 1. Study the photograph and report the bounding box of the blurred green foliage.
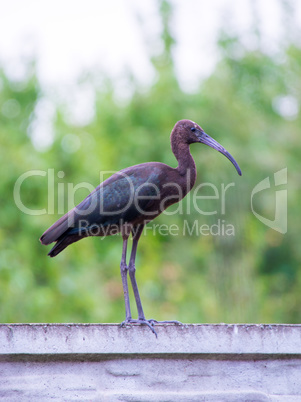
[0,2,300,324]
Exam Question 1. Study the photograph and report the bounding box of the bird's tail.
[47,234,82,257]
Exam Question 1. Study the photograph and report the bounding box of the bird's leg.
[119,234,132,322]
[119,225,156,336]
[128,225,145,321]
[121,225,182,337]
[123,225,157,337]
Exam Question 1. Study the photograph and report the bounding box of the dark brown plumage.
[40,119,241,336]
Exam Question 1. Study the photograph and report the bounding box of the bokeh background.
[0,0,300,324]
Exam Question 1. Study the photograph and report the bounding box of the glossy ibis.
[40,120,241,336]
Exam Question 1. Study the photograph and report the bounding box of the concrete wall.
[0,324,300,401]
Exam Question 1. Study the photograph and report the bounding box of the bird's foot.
[120,318,158,337]
[120,318,183,337]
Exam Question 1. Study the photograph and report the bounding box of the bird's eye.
[191,127,196,132]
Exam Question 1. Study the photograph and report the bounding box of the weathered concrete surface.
[0,324,300,401]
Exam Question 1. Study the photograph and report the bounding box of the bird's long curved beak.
[198,131,242,176]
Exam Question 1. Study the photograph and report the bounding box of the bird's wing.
[40,165,161,244]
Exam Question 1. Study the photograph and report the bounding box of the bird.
[40,119,241,336]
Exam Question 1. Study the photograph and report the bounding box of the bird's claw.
[120,318,183,337]
[120,318,158,337]
[148,318,183,326]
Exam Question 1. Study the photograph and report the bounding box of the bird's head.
[174,119,242,176]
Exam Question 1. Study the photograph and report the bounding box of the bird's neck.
[171,136,197,188]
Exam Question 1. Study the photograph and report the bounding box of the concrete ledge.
[1,323,301,357]
[0,324,301,400]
